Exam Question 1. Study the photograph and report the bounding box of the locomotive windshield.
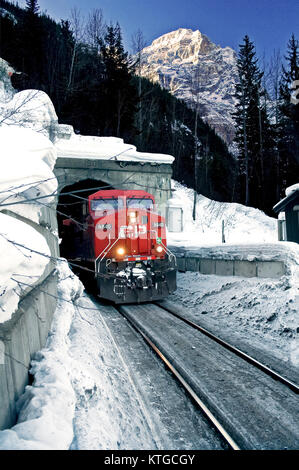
[127,198,154,210]
[91,198,124,212]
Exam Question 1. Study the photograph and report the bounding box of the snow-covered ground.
[166,181,298,372]
[167,180,277,246]
[171,270,299,370]
[166,181,298,377]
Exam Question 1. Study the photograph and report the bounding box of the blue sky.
[17,0,298,58]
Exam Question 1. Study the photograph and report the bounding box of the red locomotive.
[61,189,177,303]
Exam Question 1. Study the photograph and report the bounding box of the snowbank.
[0,126,58,322]
[0,126,57,224]
[0,89,58,139]
[0,213,51,323]
[168,180,277,246]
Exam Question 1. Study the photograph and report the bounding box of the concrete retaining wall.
[0,206,59,430]
[176,255,286,278]
[0,273,57,429]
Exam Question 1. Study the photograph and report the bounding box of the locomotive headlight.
[128,211,137,223]
[156,245,163,253]
[116,247,125,256]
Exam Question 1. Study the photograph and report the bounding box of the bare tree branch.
[84,8,106,52]
[67,7,86,93]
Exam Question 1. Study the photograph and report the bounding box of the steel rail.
[156,301,299,395]
[118,305,241,451]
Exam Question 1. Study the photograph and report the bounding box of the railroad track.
[118,303,240,450]
[156,300,299,394]
[117,301,299,450]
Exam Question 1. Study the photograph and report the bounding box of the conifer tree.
[277,34,299,194]
[18,0,42,88]
[233,35,268,208]
[98,23,138,138]
[25,0,39,15]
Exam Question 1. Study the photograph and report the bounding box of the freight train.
[60,189,177,303]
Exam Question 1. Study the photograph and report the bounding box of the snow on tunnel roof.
[54,129,174,165]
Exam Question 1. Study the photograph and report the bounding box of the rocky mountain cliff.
[139,28,238,145]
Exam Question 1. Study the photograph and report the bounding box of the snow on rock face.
[0,212,51,324]
[0,58,15,105]
[139,28,238,144]
[0,126,58,322]
[146,28,216,61]
[0,126,57,224]
[0,89,58,140]
[0,62,58,141]
[168,180,277,246]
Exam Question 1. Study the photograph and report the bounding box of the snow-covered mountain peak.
[143,28,216,64]
[140,28,238,144]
